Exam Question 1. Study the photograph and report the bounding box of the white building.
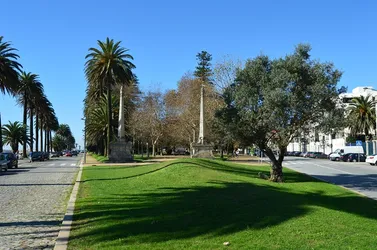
[287,86,377,155]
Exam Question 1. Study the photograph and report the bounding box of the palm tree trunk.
[35,112,39,151]
[40,122,43,152]
[107,86,112,157]
[45,129,48,153]
[23,94,28,158]
[49,131,52,152]
[29,108,34,152]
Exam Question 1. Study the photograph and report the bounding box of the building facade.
[287,86,377,155]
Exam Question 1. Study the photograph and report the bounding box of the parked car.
[0,153,9,172]
[292,151,302,157]
[366,154,377,165]
[42,152,49,160]
[305,152,314,158]
[2,152,18,169]
[347,153,366,162]
[29,152,44,162]
[71,151,78,156]
[299,152,306,157]
[340,153,352,162]
[329,146,364,161]
[50,152,60,158]
[65,151,72,157]
[312,152,328,159]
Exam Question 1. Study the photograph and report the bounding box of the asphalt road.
[284,156,377,199]
[0,155,81,250]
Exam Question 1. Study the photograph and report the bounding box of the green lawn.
[90,153,109,163]
[68,159,377,249]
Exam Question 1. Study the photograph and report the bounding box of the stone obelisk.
[118,85,125,140]
[109,84,133,162]
[192,83,213,158]
[198,84,204,144]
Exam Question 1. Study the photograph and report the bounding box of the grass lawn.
[68,159,377,249]
[90,153,109,163]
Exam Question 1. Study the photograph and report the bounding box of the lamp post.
[81,118,86,164]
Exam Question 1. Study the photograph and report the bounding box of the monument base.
[191,143,213,158]
[109,140,133,162]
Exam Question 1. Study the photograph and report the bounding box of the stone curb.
[53,159,83,250]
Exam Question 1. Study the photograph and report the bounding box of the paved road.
[0,156,81,250]
[284,156,377,199]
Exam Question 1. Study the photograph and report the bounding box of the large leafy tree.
[85,38,135,156]
[347,95,376,140]
[0,36,22,95]
[17,72,44,156]
[218,44,343,182]
[2,121,29,153]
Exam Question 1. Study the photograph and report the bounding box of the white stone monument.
[192,83,213,158]
[109,85,134,162]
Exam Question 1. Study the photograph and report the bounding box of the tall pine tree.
[194,51,213,84]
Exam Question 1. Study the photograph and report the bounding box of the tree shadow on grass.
[81,159,316,183]
[70,179,377,246]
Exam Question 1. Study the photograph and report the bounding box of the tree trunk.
[46,130,49,154]
[50,131,52,152]
[106,86,112,157]
[270,162,284,182]
[152,140,155,157]
[35,113,39,151]
[23,94,28,158]
[264,147,286,182]
[220,146,224,159]
[29,108,33,152]
[40,123,43,152]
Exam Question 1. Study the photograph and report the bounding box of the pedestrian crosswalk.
[23,162,77,167]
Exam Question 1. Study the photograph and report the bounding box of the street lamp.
[81,118,86,164]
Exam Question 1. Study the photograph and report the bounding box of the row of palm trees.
[0,36,59,155]
[84,38,137,156]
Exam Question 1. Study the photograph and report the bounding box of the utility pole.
[82,118,87,164]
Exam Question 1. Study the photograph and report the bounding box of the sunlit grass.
[69,159,377,249]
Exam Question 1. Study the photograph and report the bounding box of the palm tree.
[85,38,135,156]
[86,94,118,154]
[2,121,29,153]
[348,95,376,140]
[0,36,22,95]
[17,72,44,157]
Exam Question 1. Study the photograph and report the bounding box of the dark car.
[50,152,60,158]
[293,151,302,157]
[71,151,78,156]
[340,153,352,162]
[312,152,328,159]
[42,152,49,160]
[30,152,44,162]
[2,152,18,169]
[0,154,8,172]
[347,153,366,162]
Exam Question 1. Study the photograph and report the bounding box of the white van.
[329,146,364,161]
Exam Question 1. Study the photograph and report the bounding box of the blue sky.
[1,0,376,149]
